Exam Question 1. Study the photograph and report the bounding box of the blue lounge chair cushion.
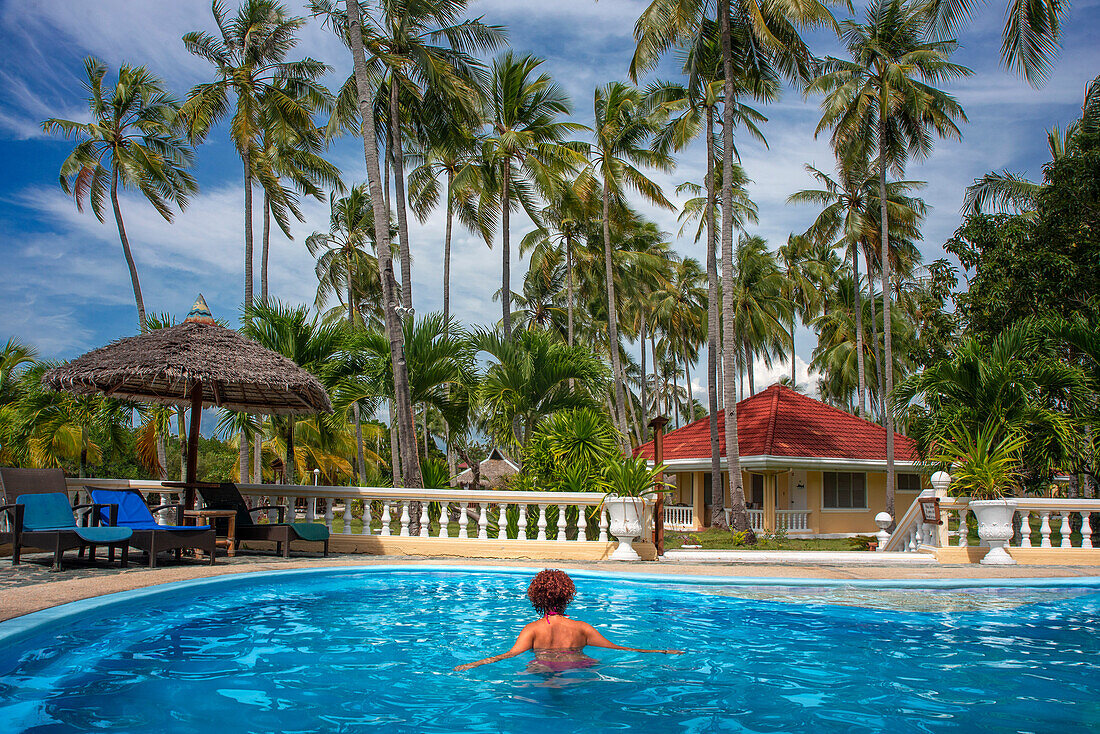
[17,493,78,530]
[90,489,208,531]
[16,493,132,543]
[291,523,330,542]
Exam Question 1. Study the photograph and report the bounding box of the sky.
[1,0,1098,402]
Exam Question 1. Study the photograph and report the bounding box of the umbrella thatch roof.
[454,447,519,489]
[43,315,332,416]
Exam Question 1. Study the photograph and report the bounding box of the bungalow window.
[823,472,867,509]
[897,473,922,491]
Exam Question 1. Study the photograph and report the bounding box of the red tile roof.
[634,384,918,463]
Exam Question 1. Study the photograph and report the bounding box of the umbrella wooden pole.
[185,382,204,508]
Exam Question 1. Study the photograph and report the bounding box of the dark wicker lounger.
[197,483,329,558]
[90,488,217,568]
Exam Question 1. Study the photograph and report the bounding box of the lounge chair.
[2,492,131,571]
[89,488,217,568]
[1,467,74,553]
[196,483,329,558]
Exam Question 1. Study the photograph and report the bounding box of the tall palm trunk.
[852,239,867,418]
[672,368,680,428]
[878,116,896,525]
[864,247,885,420]
[704,106,724,527]
[253,426,262,483]
[685,359,694,419]
[566,236,575,346]
[443,171,454,325]
[239,434,249,483]
[389,80,413,308]
[640,312,647,441]
[178,408,188,482]
[601,179,631,450]
[243,153,254,309]
[261,193,271,304]
[389,402,403,485]
[743,339,755,396]
[720,0,751,539]
[110,166,147,332]
[345,264,366,485]
[501,165,512,336]
[347,0,422,492]
[285,417,296,485]
[156,434,168,481]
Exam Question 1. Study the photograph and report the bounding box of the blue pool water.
[1,568,1098,733]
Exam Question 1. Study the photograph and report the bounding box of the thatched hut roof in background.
[43,320,332,415]
[454,447,520,489]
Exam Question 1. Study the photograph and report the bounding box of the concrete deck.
[3,550,1099,624]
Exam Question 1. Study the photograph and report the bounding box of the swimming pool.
[1,567,1098,733]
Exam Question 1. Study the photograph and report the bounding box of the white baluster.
[380,500,392,536]
[436,503,449,538]
[1040,511,1052,548]
[1059,513,1073,548]
[324,498,334,532]
[478,503,489,540]
[360,499,371,535]
[517,503,527,541]
[306,496,316,524]
[1019,510,1032,548]
[399,502,410,537]
[957,508,969,547]
[581,507,590,541]
[419,502,430,538]
[557,505,568,542]
[1082,512,1094,549]
[599,506,609,542]
[458,502,469,539]
[537,504,548,541]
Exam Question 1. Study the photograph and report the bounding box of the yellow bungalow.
[635,384,929,538]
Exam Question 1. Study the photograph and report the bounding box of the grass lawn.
[663,527,862,551]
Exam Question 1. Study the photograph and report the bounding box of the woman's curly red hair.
[527,569,576,615]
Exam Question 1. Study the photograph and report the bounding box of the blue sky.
[1,0,1098,397]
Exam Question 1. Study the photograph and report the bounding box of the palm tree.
[43,58,197,333]
[586,81,675,447]
[242,300,345,485]
[474,328,610,451]
[810,0,970,522]
[777,234,824,386]
[181,0,330,313]
[728,234,792,396]
[328,0,424,490]
[650,257,707,423]
[484,51,588,337]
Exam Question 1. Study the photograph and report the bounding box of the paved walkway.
[3,549,1099,623]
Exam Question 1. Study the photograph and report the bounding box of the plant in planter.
[598,456,671,560]
[933,422,1025,565]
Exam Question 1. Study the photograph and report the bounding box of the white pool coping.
[662,550,938,564]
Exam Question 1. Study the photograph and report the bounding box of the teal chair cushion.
[17,493,78,531]
[74,526,133,544]
[292,523,330,542]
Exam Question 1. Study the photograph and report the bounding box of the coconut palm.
[809,0,971,521]
[483,51,588,337]
[181,0,330,312]
[326,0,424,490]
[584,82,675,446]
[777,235,824,386]
[728,234,792,396]
[42,58,197,333]
[474,328,610,451]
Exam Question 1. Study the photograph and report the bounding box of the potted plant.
[598,457,671,560]
[934,423,1026,565]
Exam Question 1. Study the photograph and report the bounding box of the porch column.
[693,471,705,530]
[763,474,776,532]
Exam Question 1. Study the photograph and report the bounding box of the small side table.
[184,509,237,558]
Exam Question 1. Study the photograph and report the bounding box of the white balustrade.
[477,503,489,540]
[664,505,694,531]
[517,503,528,540]
[777,510,810,533]
[399,502,410,537]
[537,505,548,541]
[1040,511,1052,547]
[556,505,568,542]
[1083,512,1094,549]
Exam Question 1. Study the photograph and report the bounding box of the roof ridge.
[777,383,897,436]
[763,385,780,454]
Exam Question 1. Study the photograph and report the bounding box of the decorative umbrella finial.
[185,294,216,325]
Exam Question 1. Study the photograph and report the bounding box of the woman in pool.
[454,569,682,672]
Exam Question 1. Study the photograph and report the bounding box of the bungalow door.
[789,470,808,511]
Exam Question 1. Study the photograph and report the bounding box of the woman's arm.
[584,624,682,655]
[454,626,536,671]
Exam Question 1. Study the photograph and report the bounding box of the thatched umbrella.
[43,296,332,503]
[453,447,519,489]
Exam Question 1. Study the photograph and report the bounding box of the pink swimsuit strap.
[544,610,565,625]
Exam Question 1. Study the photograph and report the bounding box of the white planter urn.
[970,499,1018,565]
[604,497,645,561]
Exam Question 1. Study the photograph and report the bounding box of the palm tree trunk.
[353,403,366,485]
[853,239,867,418]
[602,178,631,451]
[444,171,454,326]
[501,165,512,337]
[791,319,797,385]
[243,154,254,310]
[239,431,249,483]
[704,106,724,528]
[685,359,695,419]
[156,434,168,481]
[389,403,403,485]
[864,247,884,420]
[261,193,271,304]
[389,79,413,309]
[347,0,422,490]
[253,426,262,483]
[745,340,756,396]
[720,0,751,539]
[878,117,896,526]
[566,236,575,346]
[286,417,296,485]
[110,166,147,332]
[640,312,647,441]
[178,408,187,482]
[672,369,680,429]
